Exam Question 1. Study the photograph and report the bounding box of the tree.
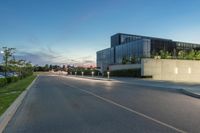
[15,60,33,78]
[49,64,53,70]
[122,57,127,64]
[9,57,19,75]
[44,64,49,71]
[62,65,67,71]
[17,59,26,78]
[178,50,186,59]
[23,61,33,77]
[159,50,165,59]
[130,56,136,64]
[165,51,172,59]
[195,51,200,60]
[2,47,16,77]
[159,50,172,59]
[186,49,195,60]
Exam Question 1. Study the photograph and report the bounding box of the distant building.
[97,33,200,72]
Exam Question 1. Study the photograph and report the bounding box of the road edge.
[179,88,200,99]
[0,75,38,133]
[62,75,113,81]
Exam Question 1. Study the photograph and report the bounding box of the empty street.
[4,75,200,133]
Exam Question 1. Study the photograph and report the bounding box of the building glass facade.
[97,48,114,71]
[115,39,150,64]
[97,33,200,72]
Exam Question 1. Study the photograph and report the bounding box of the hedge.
[106,69,141,77]
[0,78,7,87]
[0,76,20,87]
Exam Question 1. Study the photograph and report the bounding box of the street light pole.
[107,71,110,79]
[92,71,94,77]
[82,71,84,77]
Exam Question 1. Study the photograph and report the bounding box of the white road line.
[66,83,187,133]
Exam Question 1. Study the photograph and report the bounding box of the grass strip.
[0,75,36,115]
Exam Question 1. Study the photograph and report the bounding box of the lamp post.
[82,71,84,77]
[107,71,110,79]
[92,71,94,77]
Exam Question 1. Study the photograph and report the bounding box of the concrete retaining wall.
[141,58,200,82]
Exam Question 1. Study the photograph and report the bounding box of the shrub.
[0,78,7,87]
[5,76,19,84]
[11,76,19,82]
[106,69,141,77]
[6,77,12,83]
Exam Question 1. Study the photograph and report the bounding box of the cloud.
[14,45,64,65]
[15,51,58,65]
[61,55,96,67]
[14,49,96,67]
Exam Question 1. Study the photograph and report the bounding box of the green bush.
[0,78,7,87]
[0,76,19,87]
[6,77,12,83]
[106,69,141,77]
[11,76,19,82]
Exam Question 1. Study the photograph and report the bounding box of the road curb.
[179,88,200,99]
[63,75,113,81]
[76,76,112,81]
[0,75,38,133]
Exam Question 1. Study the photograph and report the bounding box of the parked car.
[0,75,5,78]
[0,72,19,77]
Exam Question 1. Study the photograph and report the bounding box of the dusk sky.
[0,0,200,66]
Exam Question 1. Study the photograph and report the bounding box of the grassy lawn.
[0,75,37,116]
[34,72,51,75]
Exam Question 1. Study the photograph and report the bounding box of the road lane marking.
[65,83,187,133]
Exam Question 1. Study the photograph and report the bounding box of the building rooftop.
[112,33,200,45]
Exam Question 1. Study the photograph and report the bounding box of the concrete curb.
[75,76,112,81]
[0,75,38,133]
[179,89,200,99]
[62,75,113,81]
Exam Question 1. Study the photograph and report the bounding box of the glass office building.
[97,48,114,71]
[97,33,200,72]
[115,39,151,64]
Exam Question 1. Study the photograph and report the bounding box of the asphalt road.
[4,75,200,133]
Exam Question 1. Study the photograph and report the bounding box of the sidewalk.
[65,75,200,99]
[113,77,200,98]
[65,75,113,81]
[179,87,200,98]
